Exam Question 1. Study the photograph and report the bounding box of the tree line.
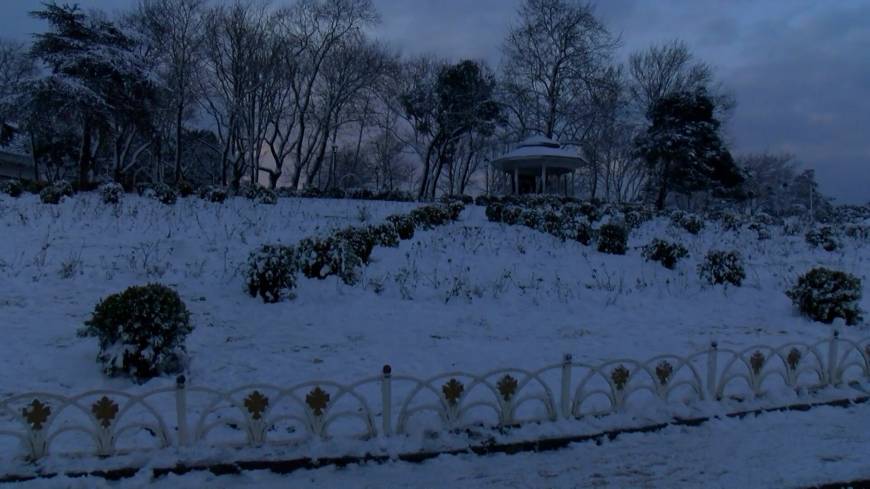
[0,0,827,212]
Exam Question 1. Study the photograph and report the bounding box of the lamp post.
[330,144,337,190]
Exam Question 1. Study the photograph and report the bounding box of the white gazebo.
[490,136,584,195]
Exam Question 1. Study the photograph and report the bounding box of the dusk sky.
[1,0,868,203]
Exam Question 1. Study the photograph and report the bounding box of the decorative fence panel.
[2,331,869,465]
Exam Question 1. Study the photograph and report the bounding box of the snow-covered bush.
[672,212,705,235]
[410,205,452,230]
[748,222,772,241]
[296,236,363,285]
[199,185,228,203]
[370,223,400,248]
[245,244,299,303]
[0,179,23,197]
[574,222,594,246]
[258,188,278,205]
[445,201,465,220]
[386,214,415,240]
[698,250,745,286]
[642,239,689,270]
[39,180,73,204]
[100,182,124,205]
[845,224,870,241]
[176,180,195,197]
[140,183,177,205]
[719,211,743,231]
[597,224,628,255]
[77,284,192,382]
[805,226,839,252]
[334,227,377,264]
[485,202,504,222]
[786,268,863,325]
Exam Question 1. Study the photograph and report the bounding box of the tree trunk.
[174,103,184,184]
[78,118,92,188]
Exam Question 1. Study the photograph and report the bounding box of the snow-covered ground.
[1,192,869,485]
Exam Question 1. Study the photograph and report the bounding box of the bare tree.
[628,39,733,118]
[262,0,378,190]
[132,0,206,183]
[500,0,617,142]
[200,1,278,188]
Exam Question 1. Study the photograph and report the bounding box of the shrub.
[409,205,451,230]
[199,185,228,203]
[786,268,863,325]
[845,225,870,241]
[720,212,742,231]
[698,250,745,286]
[245,244,299,303]
[100,182,124,205]
[597,224,628,255]
[485,202,504,222]
[446,201,465,220]
[370,224,400,248]
[258,188,278,205]
[334,227,377,264]
[642,239,689,270]
[153,183,177,205]
[296,236,363,284]
[386,214,415,240]
[805,226,840,251]
[176,180,195,198]
[77,284,192,382]
[501,206,522,225]
[676,213,705,235]
[39,180,74,204]
[0,179,23,197]
[574,222,594,246]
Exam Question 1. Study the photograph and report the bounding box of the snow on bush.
[410,205,453,229]
[671,211,705,235]
[77,283,192,382]
[597,224,628,255]
[39,180,73,204]
[386,214,415,240]
[805,226,840,251]
[140,182,178,205]
[100,182,124,205]
[199,185,228,203]
[786,268,863,325]
[642,239,689,270]
[369,223,400,248]
[297,235,363,285]
[698,250,745,286]
[334,227,377,264]
[0,179,23,197]
[245,244,299,303]
[176,179,195,197]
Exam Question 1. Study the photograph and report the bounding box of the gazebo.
[490,136,584,195]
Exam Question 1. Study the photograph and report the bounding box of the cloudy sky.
[2,0,868,203]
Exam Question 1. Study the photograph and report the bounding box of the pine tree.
[28,3,156,186]
[635,88,744,210]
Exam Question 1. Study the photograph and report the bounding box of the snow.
[1,192,869,485]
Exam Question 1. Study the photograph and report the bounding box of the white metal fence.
[2,330,869,464]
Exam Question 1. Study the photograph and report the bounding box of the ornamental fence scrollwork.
[1,330,868,464]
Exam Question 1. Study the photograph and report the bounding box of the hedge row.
[245,201,465,303]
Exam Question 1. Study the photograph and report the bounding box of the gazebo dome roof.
[490,135,585,175]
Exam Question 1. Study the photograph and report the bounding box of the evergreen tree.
[635,88,744,210]
[27,3,156,186]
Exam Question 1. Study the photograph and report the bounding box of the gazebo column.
[513,167,519,194]
[542,165,548,194]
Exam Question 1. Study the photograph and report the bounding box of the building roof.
[490,136,585,175]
